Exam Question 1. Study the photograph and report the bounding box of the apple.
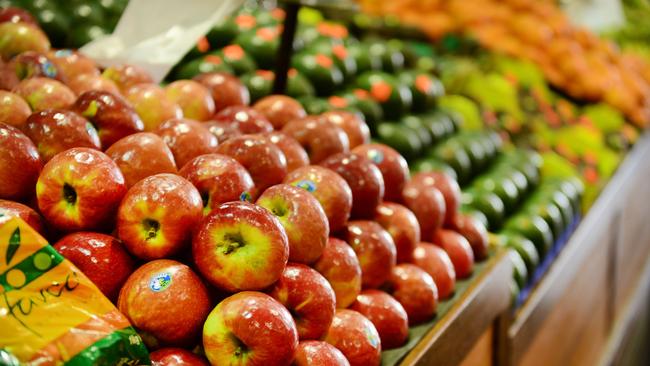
[351,143,409,202]
[118,259,211,347]
[410,172,461,226]
[117,173,202,260]
[350,290,409,349]
[13,77,76,111]
[413,242,456,299]
[203,291,298,366]
[262,132,309,172]
[194,72,250,112]
[0,199,45,234]
[125,83,183,131]
[0,123,41,200]
[384,264,438,325]
[8,51,61,81]
[293,341,350,366]
[193,201,289,291]
[203,120,242,143]
[102,63,154,92]
[343,221,396,289]
[253,95,306,129]
[313,238,361,308]
[154,118,219,168]
[449,214,489,261]
[72,90,145,148]
[402,181,446,242]
[0,7,37,25]
[320,153,384,220]
[0,22,50,60]
[216,134,288,197]
[179,153,255,214]
[282,116,350,164]
[37,148,126,232]
[48,49,100,82]
[374,202,420,263]
[67,73,120,96]
[150,348,209,366]
[106,132,177,188]
[324,309,381,366]
[321,110,370,149]
[213,105,273,135]
[0,60,19,90]
[53,232,135,301]
[257,184,329,264]
[269,263,336,340]
[0,90,31,129]
[432,229,474,279]
[165,80,216,121]
[24,109,101,162]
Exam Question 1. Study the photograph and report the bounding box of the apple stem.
[142,219,160,240]
[62,183,77,205]
[220,232,245,255]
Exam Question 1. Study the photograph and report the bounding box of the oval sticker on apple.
[295,180,316,193]
[240,191,252,202]
[149,272,172,292]
[367,149,384,164]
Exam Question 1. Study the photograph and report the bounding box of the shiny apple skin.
[293,341,350,366]
[72,90,144,148]
[0,60,20,90]
[253,95,306,130]
[203,291,298,366]
[0,123,41,200]
[165,80,215,121]
[154,118,219,169]
[374,202,420,264]
[432,229,474,279]
[150,348,209,366]
[262,131,309,172]
[125,83,183,131]
[282,116,350,164]
[313,237,362,308]
[385,264,438,325]
[106,132,177,189]
[257,184,329,264]
[102,63,154,92]
[343,221,396,289]
[8,51,61,81]
[269,263,336,340]
[192,201,289,292]
[13,77,75,111]
[203,120,241,144]
[411,172,461,227]
[321,110,370,149]
[194,72,250,112]
[24,109,101,162]
[213,105,274,135]
[53,232,135,301]
[216,134,287,198]
[413,242,456,299]
[67,73,120,96]
[350,290,409,349]
[402,181,446,242]
[449,213,489,261]
[118,259,211,347]
[324,309,381,366]
[48,49,100,82]
[36,148,126,232]
[352,143,409,202]
[0,22,50,60]
[179,153,255,214]
[0,90,31,129]
[320,153,385,220]
[117,174,202,260]
[0,199,45,234]
[0,7,37,25]
[283,166,352,233]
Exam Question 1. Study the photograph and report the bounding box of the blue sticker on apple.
[54,49,74,57]
[295,180,316,193]
[149,272,172,292]
[42,61,57,78]
[240,191,252,202]
[367,149,384,164]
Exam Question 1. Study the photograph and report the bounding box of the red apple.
[253,95,306,129]
[257,184,329,264]
[349,290,408,349]
[105,132,177,188]
[203,291,298,366]
[165,80,215,121]
[203,120,241,143]
[320,153,384,220]
[293,341,350,366]
[262,131,309,172]
[283,166,352,232]
[374,202,420,264]
[0,90,31,129]
[67,73,120,96]
[150,348,209,366]
[118,259,211,347]
[413,242,456,299]
[449,214,489,261]
[432,229,474,279]
[343,221,396,289]
[351,143,409,202]
[0,123,41,200]
[24,109,101,162]
[213,105,273,134]
[13,77,75,111]
[125,83,183,131]
[402,181,446,242]
[411,172,461,226]
[8,51,61,81]
[102,63,153,92]
[282,116,350,164]
[0,199,45,234]
[321,110,370,149]
[216,134,287,197]
[269,263,336,340]
[314,238,362,308]
[0,60,20,90]
[0,22,50,60]
[117,173,202,260]
[72,90,145,148]
[154,118,219,168]
[0,7,37,25]
[48,49,99,82]
[193,201,289,292]
[53,232,135,301]
[385,264,438,325]
[324,309,381,366]
[194,72,250,112]
[37,148,126,232]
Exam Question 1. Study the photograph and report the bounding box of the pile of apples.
[0,7,488,366]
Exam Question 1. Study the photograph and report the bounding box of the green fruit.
[551,177,584,215]
[548,190,574,231]
[292,52,344,97]
[287,70,316,99]
[355,71,412,120]
[338,90,384,129]
[459,205,489,229]
[520,162,541,192]
[298,96,331,115]
[240,71,273,103]
[508,249,528,289]
[444,108,464,132]
[70,2,105,26]
[503,233,540,276]
[522,202,563,242]
[174,55,234,80]
[235,27,280,70]
[308,39,357,82]
[368,41,405,72]
[462,190,505,231]
[66,23,109,49]
[415,56,437,73]
[504,215,553,258]
[419,113,452,143]
[376,122,422,160]
[347,43,381,73]
[457,134,487,172]
[411,159,458,180]
[207,18,239,48]
[401,115,432,150]
[33,7,70,47]
[430,142,471,184]
[397,71,444,112]
[474,176,518,214]
[215,45,257,75]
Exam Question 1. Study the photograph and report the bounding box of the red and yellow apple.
[352,143,409,202]
[282,116,350,164]
[411,172,461,226]
[125,83,183,131]
[194,72,250,112]
[385,264,438,325]
[0,90,31,129]
[165,80,215,121]
[321,110,370,149]
[402,181,446,242]
[213,105,273,135]
[262,132,309,172]
[293,341,350,366]
[154,118,219,169]
[343,221,396,289]
[314,237,362,309]
[67,73,120,96]
[150,348,209,366]
[449,213,489,261]
[413,242,456,299]
[13,77,75,111]
[0,123,41,200]
[253,94,306,129]
[350,290,409,349]
[432,229,474,279]
[324,309,381,366]
[0,22,50,60]
[374,202,420,263]
[102,63,153,92]
[0,199,45,234]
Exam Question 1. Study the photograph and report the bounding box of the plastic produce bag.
[0,217,150,365]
